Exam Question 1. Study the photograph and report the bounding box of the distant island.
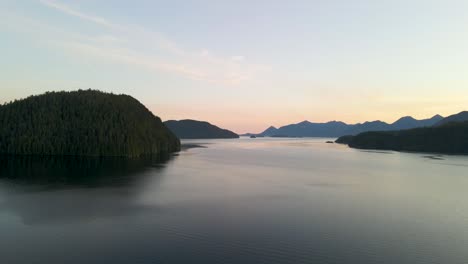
[244,115,443,138]
[164,119,239,139]
[336,112,468,154]
[0,90,180,157]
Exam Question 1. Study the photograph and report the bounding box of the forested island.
[336,121,468,154]
[164,119,239,139]
[0,90,180,157]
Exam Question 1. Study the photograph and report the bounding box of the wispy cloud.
[33,0,271,84]
[39,0,114,28]
[39,0,183,55]
[60,41,209,81]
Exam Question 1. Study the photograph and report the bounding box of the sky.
[1,0,468,133]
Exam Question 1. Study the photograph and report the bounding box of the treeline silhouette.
[164,119,239,139]
[0,90,180,157]
[336,121,468,154]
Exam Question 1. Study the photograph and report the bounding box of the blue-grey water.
[1,138,468,264]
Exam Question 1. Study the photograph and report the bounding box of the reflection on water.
[1,138,468,264]
[0,154,173,187]
[0,154,175,226]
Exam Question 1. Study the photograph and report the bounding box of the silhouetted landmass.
[271,120,349,137]
[335,135,354,144]
[434,111,468,126]
[336,121,468,154]
[164,120,239,139]
[241,126,277,137]
[392,115,443,130]
[0,90,180,157]
[246,115,443,137]
[259,126,278,136]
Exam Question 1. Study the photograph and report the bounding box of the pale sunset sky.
[1,0,468,133]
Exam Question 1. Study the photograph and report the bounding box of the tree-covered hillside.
[0,90,180,157]
[336,121,468,154]
[164,119,239,139]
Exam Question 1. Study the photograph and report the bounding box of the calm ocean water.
[1,137,468,264]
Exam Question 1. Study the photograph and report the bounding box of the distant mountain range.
[164,119,239,139]
[243,115,444,138]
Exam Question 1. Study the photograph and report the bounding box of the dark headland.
[336,117,468,155]
[0,90,180,157]
[164,119,239,139]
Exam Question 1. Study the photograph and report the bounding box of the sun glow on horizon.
[2,0,468,133]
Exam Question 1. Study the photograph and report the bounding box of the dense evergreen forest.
[0,90,180,157]
[336,121,468,154]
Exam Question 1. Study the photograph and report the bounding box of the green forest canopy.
[0,90,180,157]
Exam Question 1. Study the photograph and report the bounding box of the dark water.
[1,138,468,264]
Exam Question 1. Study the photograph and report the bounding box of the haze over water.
[1,138,468,264]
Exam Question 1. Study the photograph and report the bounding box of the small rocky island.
[0,90,180,157]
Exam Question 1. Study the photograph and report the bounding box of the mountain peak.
[397,116,416,121]
[435,111,468,126]
[297,120,311,125]
[327,120,347,125]
[363,120,385,124]
[392,116,417,124]
[391,116,419,129]
[259,125,279,136]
